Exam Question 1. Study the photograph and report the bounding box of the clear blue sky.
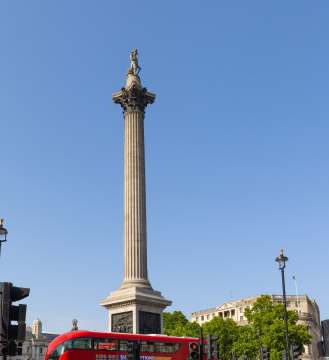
[1,1,328,334]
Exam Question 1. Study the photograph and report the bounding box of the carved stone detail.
[113,85,155,114]
[104,299,168,311]
[139,311,161,334]
[112,311,133,333]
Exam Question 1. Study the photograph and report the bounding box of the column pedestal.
[100,287,171,334]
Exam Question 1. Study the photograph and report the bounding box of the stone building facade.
[11,317,59,360]
[191,295,321,360]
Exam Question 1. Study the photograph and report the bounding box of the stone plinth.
[100,287,171,334]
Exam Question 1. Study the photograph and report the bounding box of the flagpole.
[293,276,300,314]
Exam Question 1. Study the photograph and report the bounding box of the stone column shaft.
[123,110,149,286]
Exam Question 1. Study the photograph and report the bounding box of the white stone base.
[100,287,172,334]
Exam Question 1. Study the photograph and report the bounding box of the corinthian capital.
[113,84,156,114]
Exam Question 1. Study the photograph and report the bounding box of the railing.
[191,308,217,315]
[237,320,248,325]
[272,294,306,300]
[191,295,309,317]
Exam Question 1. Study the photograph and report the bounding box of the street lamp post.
[0,219,8,257]
[275,249,290,360]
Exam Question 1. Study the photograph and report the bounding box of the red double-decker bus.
[45,331,206,360]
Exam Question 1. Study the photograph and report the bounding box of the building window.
[240,316,243,321]
[218,312,223,317]
[40,348,43,354]
[286,301,291,307]
[207,314,210,320]
[240,307,243,313]
[196,317,198,322]
[201,316,204,321]
[231,310,235,316]
[212,313,215,318]
[295,301,300,307]
[27,347,30,353]
[224,311,229,318]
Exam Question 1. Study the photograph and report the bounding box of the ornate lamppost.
[275,249,290,360]
[0,219,8,257]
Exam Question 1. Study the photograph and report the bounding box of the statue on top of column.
[128,49,141,75]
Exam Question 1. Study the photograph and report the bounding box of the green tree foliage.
[163,311,200,337]
[202,317,239,360]
[234,295,312,360]
[164,297,312,360]
[172,321,202,338]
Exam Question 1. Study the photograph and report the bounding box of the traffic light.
[127,341,135,360]
[8,341,17,356]
[0,282,30,342]
[321,319,329,357]
[260,347,269,360]
[282,351,287,360]
[0,342,8,357]
[189,342,200,360]
[206,334,219,360]
[126,341,140,360]
[136,340,140,360]
[291,345,301,360]
[16,342,23,355]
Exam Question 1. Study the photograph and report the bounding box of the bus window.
[174,343,181,353]
[140,341,154,353]
[69,338,92,350]
[154,342,181,354]
[119,340,129,351]
[48,343,66,360]
[94,339,119,351]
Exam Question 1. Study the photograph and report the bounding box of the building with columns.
[11,317,59,360]
[191,294,321,360]
[100,50,171,334]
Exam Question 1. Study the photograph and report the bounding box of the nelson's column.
[100,50,172,334]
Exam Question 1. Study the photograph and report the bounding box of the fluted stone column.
[125,111,148,285]
[100,55,171,334]
[121,92,152,290]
